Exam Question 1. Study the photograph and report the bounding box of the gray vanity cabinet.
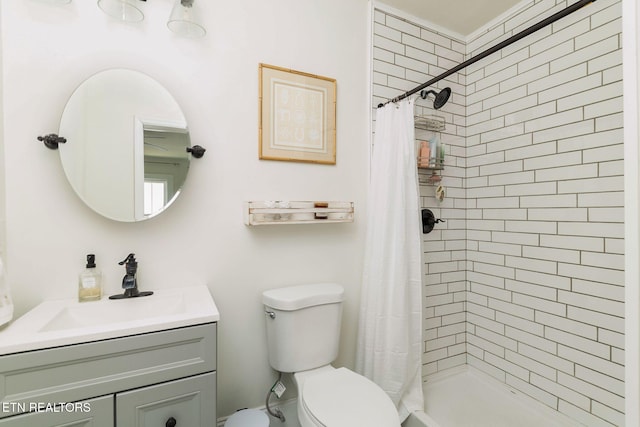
[0,323,217,427]
[0,396,113,427]
[116,372,215,426]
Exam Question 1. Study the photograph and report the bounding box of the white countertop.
[0,285,219,355]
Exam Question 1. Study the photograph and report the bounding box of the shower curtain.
[356,99,424,422]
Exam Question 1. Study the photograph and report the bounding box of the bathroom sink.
[39,292,186,332]
[0,285,219,355]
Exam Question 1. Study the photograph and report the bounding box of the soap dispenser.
[79,254,102,302]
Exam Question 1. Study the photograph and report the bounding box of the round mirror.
[58,69,191,222]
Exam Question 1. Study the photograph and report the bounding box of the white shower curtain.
[356,99,424,422]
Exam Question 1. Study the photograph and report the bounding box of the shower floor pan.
[403,365,581,427]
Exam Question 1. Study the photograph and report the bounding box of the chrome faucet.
[109,253,153,299]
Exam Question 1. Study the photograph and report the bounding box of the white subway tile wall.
[373,6,469,377]
[373,0,623,425]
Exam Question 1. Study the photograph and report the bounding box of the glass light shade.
[167,0,206,38]
[97,0,144,23]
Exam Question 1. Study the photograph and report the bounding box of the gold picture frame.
[259,64,336,164]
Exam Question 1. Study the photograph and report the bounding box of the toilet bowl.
[262,283,401,427]
[295,366,400,427]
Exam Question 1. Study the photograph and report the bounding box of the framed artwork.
[259,64,336,164]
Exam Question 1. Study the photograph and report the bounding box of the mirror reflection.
[59,69,191,222]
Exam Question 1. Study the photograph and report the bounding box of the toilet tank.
[262,283,344,373]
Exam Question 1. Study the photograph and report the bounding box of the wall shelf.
[244,201,354,226]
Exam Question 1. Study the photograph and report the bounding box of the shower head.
[420,87,451,110]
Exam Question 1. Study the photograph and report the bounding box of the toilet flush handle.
[265,310,276,319]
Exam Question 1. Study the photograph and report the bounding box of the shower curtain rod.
[378,0,597,108]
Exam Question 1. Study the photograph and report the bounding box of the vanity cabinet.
[0,323,217,427]
[0,396,113,427]
[116,372,215,426]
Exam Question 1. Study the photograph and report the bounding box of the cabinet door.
[0,395,113,427]
[116,372,216,427]
[1,323,216,420]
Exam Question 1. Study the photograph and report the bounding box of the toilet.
[262,283,400,427]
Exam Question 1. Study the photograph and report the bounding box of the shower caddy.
[415,114,445,185]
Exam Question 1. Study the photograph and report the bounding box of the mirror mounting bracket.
[186,145,206,158]
[37,134,67,150]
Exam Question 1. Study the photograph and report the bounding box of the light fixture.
[97,0,144,23]
[96,0,206,38]
[167,0,206,38]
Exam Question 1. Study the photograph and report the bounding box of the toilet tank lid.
[262,283,344,311]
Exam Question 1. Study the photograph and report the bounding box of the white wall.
[372,8,469,375]
[1,0,370,418]
[0,2,9,326]
[465,1,624,424]
[0,3,4,260]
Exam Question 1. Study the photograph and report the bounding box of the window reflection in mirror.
[141,127,190,218]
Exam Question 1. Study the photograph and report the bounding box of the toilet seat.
[300,367,400,427]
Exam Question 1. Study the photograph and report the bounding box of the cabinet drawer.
[116,372,216,427]
[0,323,216,418]
[0,395,113,427]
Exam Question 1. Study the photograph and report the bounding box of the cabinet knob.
[166,417,177,427]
